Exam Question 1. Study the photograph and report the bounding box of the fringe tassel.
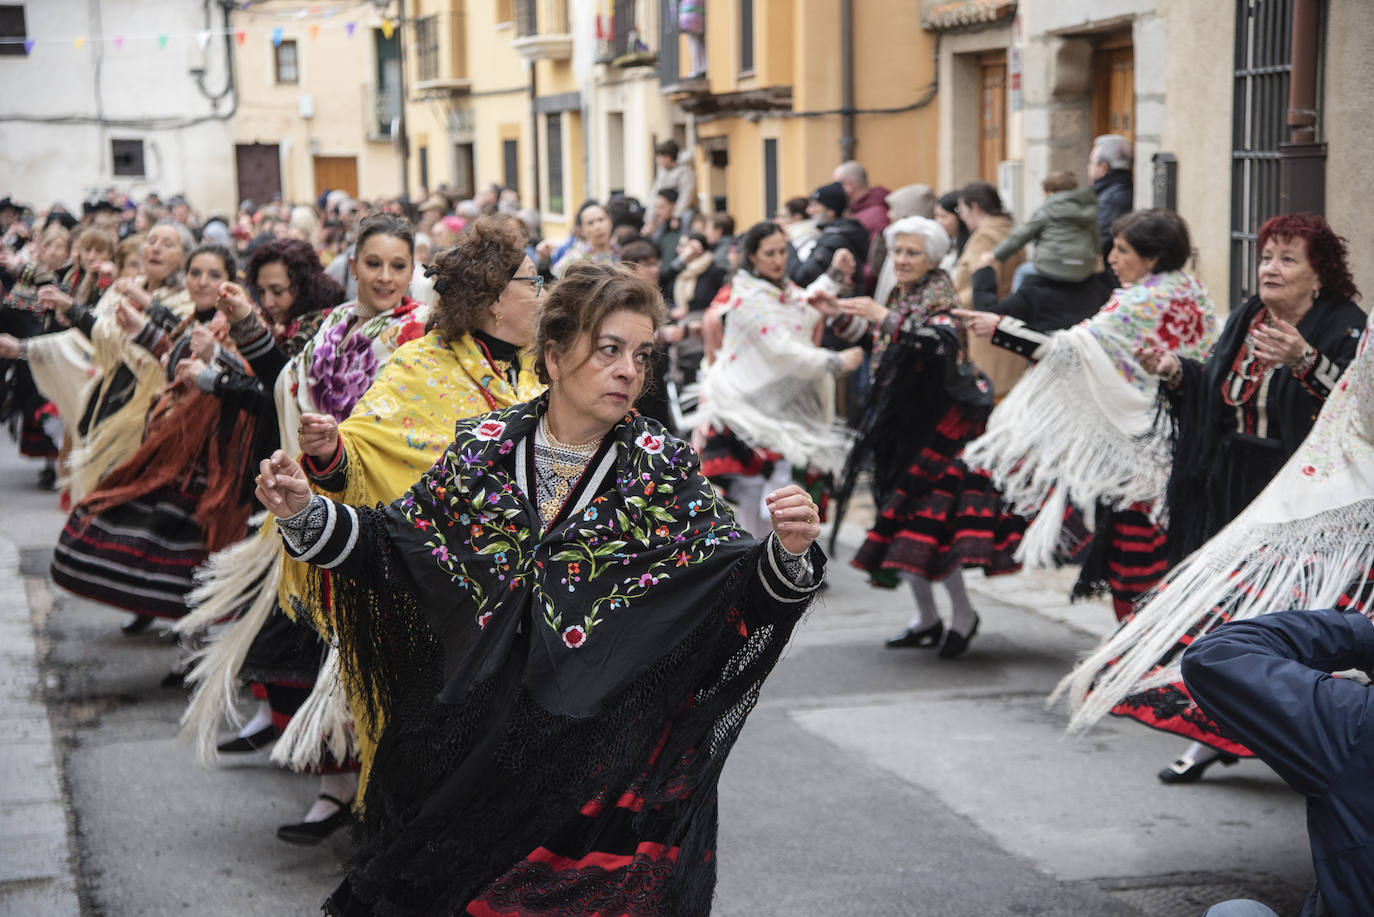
[963,337,1170,568]
[269,645,358,773]
[1051,501,1374,732]
[177,519,282,766]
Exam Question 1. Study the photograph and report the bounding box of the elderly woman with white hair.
[817,216,1023,658]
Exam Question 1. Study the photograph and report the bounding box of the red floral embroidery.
[1301,465,1316,477]
[562,625,587,648]
[1156,302,1208,350]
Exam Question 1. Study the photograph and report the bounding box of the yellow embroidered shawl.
[280,330,544,796]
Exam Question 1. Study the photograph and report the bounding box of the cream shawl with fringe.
[1055,309,1374,731]
[961,270,1217,566]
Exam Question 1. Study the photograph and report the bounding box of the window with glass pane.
[546,113,564,214]
[275,40,299,84]
[416,16,438,82]
[0,5,27,56]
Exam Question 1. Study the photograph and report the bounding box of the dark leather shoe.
[217,724,279,754]
[1157,751,1239,784]
[121,614,155,635]
[885,620,944,648]
[160,669,187,689]
[276,795,352,846]
[937,614,980,659]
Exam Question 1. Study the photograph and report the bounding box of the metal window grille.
[0,4,27,56]
[274,40,298,84]
[546,113,564,214]
[415,16,439,82]
[657,0,679,85]
[112,139,145,177]
[503,140,519,193]
[1231,0,1293,303]
[515,0,537,37]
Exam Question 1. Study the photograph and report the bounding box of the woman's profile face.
[547,308,656,430]
[933,205,959,244]
[492,255,543,348]
[1108,234,1156,286]
[747,231,788,283]
[255,260,296,325]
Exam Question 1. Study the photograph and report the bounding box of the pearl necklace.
[540,414,604,453]
[535,415,603,525]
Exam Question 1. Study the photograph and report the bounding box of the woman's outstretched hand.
[255,450,313,518]
[767,484,821,556]
[1135,345,1181,379]
[950,309,1000,339]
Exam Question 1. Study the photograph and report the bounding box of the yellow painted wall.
[233,13,399,201]
[693,0,939,227]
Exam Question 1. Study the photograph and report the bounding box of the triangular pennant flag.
[114,35,124,49]
[196,30,211,51]
[345,21,356,37]
[381,19,395,40]
[240,1,252,9]
[271,27,283,46]
[23,38,34,53]
[235,30,246,46]
[157,34,168,49]
[308,24,320,40]
[73,36,84,49]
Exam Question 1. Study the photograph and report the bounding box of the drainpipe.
[396,0,410,200]
[839,0,855,162]
[529,60,541,209]
[1279,0,1324,214]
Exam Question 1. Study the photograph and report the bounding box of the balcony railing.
[512,0,572,60]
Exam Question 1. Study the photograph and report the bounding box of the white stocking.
[730,474,770,539]
[900,572,940,630]
[237,699,272,738]
[303,771,358,823]
[942,569,978,636]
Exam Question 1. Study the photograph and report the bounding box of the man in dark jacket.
[789,182,868,288]
[1182,608,1374,917]
[1090,134,1134,257]
[833,160,889,291]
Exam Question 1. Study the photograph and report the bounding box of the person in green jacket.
[982,171,1100,289]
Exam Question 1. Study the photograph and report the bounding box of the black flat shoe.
[1157,751,1239,784]
[937,614,980,659]
[276,794,353,846]
[885,620,944,648]
[121,614,155,635]
[37,467,57,491]
[217,724,279,754]
[160,669,187,689]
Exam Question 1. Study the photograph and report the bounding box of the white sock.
[238,700,272,738]
[943,569,978,636]
[730,474,770,539]
[901,572,941,630]
[303,771,358,823]
[1180,741,1217,764]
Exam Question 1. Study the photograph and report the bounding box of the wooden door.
[1093,36,1135,144]
[235,144,281,208]
[978,54,1007,183]
[313,156,359,199]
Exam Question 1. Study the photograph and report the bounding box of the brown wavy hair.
[533,261,667,385]
[426,215,529,341]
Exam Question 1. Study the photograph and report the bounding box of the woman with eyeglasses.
[182,216,544,846]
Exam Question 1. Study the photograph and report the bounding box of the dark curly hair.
[1111,209,1193,274]
[244,238,345,321]
[534,261,667,385]
[1258,212,1360,303]
[426,215,529,342]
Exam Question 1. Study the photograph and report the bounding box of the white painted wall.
[0,0,236,213]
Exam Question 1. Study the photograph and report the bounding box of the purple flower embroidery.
[308,318,380,419]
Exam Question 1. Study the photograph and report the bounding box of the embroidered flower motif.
[498,439,514,455]
[478,611,492,629]
[582,507,598,522]
[562,625,587,648]
[432,545,450,563]
[1301,464,1316,477]
[1156,301,1208,351]
[635,431,665,454]
[307,317,381,420]
[474,419,507,441]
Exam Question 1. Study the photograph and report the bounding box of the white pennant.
[196,30,211,50]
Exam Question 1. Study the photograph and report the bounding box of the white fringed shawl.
[961,270,1217,566]
[1055,310,1374,730]
[697,270,852,475]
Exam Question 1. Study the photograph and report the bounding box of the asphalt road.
[0,442,1314,917]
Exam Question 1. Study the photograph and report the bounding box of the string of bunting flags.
[0,3,399,52]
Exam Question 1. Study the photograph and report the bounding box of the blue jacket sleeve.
[1180,608,1374,797]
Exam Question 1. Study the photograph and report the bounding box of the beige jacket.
[954,215,1027,398]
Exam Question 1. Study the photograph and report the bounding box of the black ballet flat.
[937,614,980,660]
[121,614,155,635]
[216,724,279,754]
[885,620,944,649]
[37,467,57,491]
[1157,752,1239,784]
[276,794,353,846]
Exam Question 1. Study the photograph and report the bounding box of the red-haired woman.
[1059,212,1365,783]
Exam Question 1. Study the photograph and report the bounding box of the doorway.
[978,53,1008,183]
[313,156,359,199]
